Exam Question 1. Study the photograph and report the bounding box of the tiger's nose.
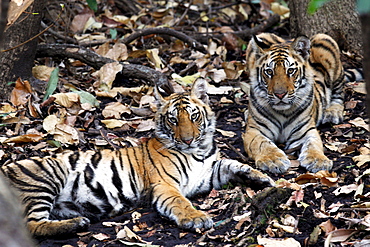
[275,92,287,99]
[182,138,193,145]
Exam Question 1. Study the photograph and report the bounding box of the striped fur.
[243,33,351,173]
[1,79,274,237]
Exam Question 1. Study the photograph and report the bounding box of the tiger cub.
[1,78,274,237]
[243,33,348,173]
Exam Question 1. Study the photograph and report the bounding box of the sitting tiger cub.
[243,33,346,173]
[1,78,274,237]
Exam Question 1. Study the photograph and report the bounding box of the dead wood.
[121,27,208,54]
[36,43,174,95]
[191,13,281,43]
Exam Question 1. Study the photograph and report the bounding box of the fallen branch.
[121,27,208,54]
[192,14,281,43]
[36,44,174,95]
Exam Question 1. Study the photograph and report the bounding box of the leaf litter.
[0,0,369,246]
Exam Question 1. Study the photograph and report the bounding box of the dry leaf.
[333,184,358,196]
[216,128,236,137]
[352,154,370,167]
[135,119,155,132]
[7,0,34,27]
[52,93,80,108]
[32,65,56,81]
[102,102,131,119]
[319,219,336,235]
[275,178,301,190]
[95,86,146,98]
[92,62,123,90]
[116,226,142,241]
[70,7,94,33]
[349,117,369,131]
[104,43,128,61]
[146,48,164,69]
[101,119,128,129]
[43,115,79,145]
[271,220,295,233]
[326,229,357,243]
[3,134,44,144]
[257,235,301,247]
[10,78,33,106]
[92,233,110,241]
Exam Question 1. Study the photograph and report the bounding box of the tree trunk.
[288,0,363,55]
[360,13,370,122]
[0,0,44,101]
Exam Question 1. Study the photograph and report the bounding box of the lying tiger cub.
[243,33,347,173]
[1,78,274,237]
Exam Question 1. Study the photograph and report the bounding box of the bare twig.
[224,141,249,163]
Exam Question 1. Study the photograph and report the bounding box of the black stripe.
[68,152,80,170]
[91,151,102,168]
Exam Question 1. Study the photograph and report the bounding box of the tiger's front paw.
[236,165,275,187]
[177,210,213,230]
[299,151,333,172]
[256,151,290,174]
[323,103,344,124]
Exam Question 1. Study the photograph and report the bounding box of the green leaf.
[87,0,98,12]
[110,29,117,39]
[47,140,61,148]
[357,0,370,14]
[43,67,59,101]
[307,0,331,15]
[73,90,100,107]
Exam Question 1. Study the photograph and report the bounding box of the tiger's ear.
[153,85,167,106]
[291,36,310,60]
[191,78,209,105]
[249,35,269,58]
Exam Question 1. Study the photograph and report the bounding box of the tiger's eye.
[168,116,177,124]
[191,113,199,121]
[287,68,296,74]
[265,69,273,76]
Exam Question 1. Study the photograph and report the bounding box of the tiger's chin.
[270,102,292,111]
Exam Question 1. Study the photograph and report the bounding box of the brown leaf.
[10,78,33,106]
[70,7,94,33]
[3,133,44,144]
[92,233,110,241]
[319,219,336,235]
[349,117,369,131]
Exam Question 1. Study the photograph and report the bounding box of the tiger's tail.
[344,68,363,82]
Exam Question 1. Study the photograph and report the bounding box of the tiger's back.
[2,79,274,237]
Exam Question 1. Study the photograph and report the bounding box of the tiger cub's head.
[247,34,314,111]
[154,78,216,152]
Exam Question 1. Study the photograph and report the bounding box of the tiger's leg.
[297,129,332,172]
[1,159,90,237]
[152,184,213,230]
[310,34,345,124]
[243,128,291,173]
[211,159,275,188]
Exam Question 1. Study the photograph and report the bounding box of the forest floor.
[0,0,369,246]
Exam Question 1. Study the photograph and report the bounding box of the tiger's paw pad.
[300,155,333,173]
[178,211,213,230]
[256,153,290,174]
[323,104,344,124]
